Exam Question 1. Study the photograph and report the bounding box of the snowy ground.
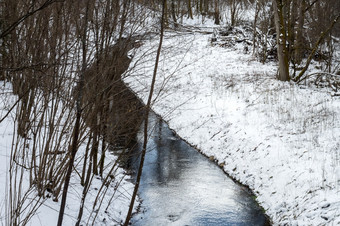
[1,11,339,224]
[126,27,340,225]
[0,81,137,226]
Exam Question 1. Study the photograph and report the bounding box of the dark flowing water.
[127,114,270,226]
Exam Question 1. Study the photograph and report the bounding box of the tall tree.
[214,0,220,25]
[294,0,306,65]
[188,0,193,19]
[273,0,290,81]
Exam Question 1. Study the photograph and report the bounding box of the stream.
[126,113,270,225]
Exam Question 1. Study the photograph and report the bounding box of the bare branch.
[0,0,64,39]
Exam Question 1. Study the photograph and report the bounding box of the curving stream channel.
[126,113,270,225]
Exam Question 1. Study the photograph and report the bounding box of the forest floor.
[126,22,340,225]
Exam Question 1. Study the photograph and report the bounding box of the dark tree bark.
[214,0,220,25]
[188,0,193,19]
[273,0,290,81]
[171,0,178,27]
[294,0,306,65]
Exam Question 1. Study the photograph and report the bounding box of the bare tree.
[271,0,340,82]
[124,0,167,224]
[272,0,290,81]
[1,0,154,225]
[0,0,64,40]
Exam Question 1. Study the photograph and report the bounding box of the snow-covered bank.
[126,30,340,225]
[0,81,137,225]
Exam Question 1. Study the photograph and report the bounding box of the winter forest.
[0,0,339,225]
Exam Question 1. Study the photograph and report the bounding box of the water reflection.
[129,114,270,225]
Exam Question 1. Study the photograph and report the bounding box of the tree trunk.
[171,0,178,28]
[252,1,259,56]
[294,0,306,65]
[91,128,99,175]
[214,0,220,25]
[273,0,290,81]
[188,0,193,19]
[204,0,209,13]
[288,0,297,58]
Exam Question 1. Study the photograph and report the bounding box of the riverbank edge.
[150,110,273,225]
